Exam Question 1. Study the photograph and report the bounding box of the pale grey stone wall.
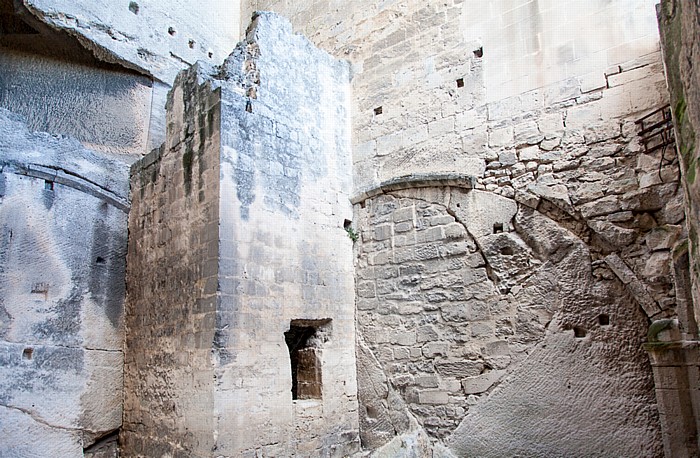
[214,13,358,457]
[0,108,128,457]
[124,13,359,457]
[18,0,241,84]
[249,1,676,454]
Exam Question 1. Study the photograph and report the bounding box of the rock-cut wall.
[0,108,128,457]
[123,13,359,457]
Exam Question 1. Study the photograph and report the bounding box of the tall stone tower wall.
[123,13,359,457]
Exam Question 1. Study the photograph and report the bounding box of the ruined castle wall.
[243,0,661,192]
[122,66,222,457]
[242,1,680,454]
[213,14,359,456]
[123,14,359,457]
[0,108,129,457]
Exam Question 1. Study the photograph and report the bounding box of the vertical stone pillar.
[646,325,700,457]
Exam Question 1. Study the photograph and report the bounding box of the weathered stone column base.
[646,338,700,458]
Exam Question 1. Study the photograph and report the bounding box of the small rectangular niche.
[284,319,331,400]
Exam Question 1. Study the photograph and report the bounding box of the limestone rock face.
[353,185,664,455]
[17,0,240,84]
[0,109,128,456]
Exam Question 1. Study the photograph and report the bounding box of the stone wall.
[243,0,661,193]
[213,13,358,457]
[121,63,222,457]
[241,0,680,454]
[354,183,667,455]
[650,1,700,456]
[0,108,129,457]
[351,73,684,452]
[0,49,154,158]
[17,0,241,84]
[123,13,359,457]
[658,0,700,338]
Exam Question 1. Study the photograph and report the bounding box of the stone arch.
[353,182,664,456]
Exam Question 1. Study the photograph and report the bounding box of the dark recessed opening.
[128,1,139,14]
[343,219,352,229]
[573,327,587,338]
[95,256,106,265]
[456,78,465,88]
[246,101,253,113]
[208,51,213,58]
[598,314,610,326]
[366,405,379,419]
[168,27,177,36]
[456,203,461,208]
[474,47,483,58]
[493,223,504,234]
[500,246,514,256]
[284,319,331,400]
[22,348,33,360]
[44,180,54,191]
[374,106,383,116]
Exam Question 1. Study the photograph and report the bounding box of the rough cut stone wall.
[243,0,661,193]
[0,108,128,457]
[124,13,359,457]
[658,0,700,336]
[241,1,679,454]
[213,13,358,457]
[122,65,222,457]
[352,75,682,453]
[355,185,666,455]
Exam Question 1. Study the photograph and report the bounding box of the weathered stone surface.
[658,1,700,344]
[1,0,686,456]
[122,14,358,457]
[0,50,154,158]
[354,185,665,452]
[18,0,240,84]
[462,370,505,395]
[0,107,128,456]
[450,189,517,239]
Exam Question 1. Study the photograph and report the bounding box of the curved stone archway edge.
[350,173,477,205]
[353,172,667,320]
[352,184,665,455]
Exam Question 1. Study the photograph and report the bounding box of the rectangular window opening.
[284,319,331,400]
